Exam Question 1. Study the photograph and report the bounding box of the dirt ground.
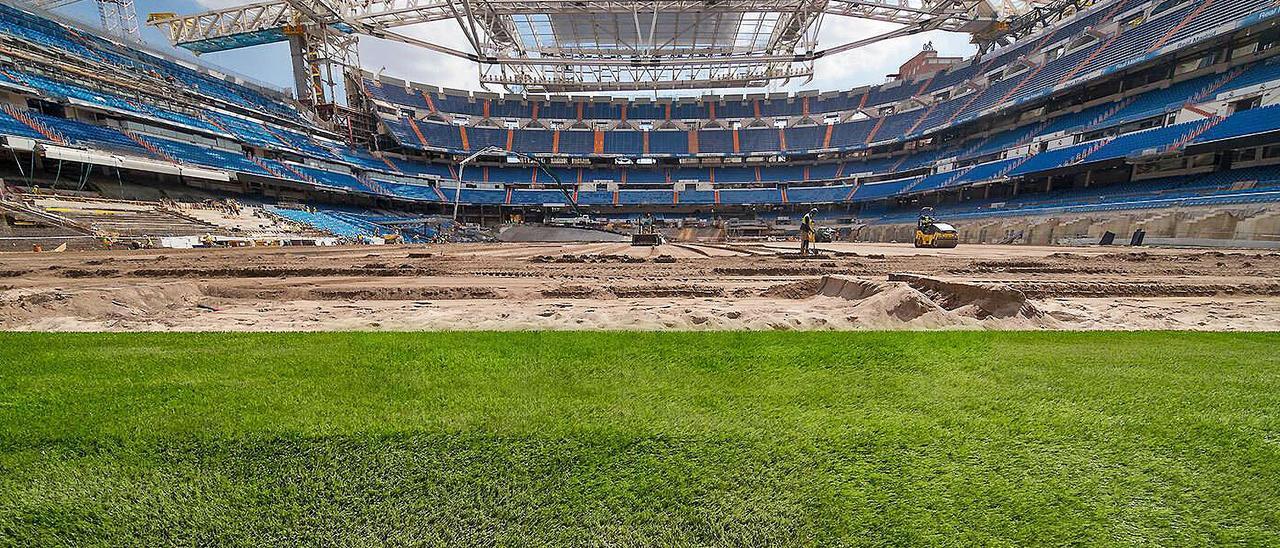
[2,241,1279,331]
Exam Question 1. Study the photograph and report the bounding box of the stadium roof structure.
[147,0,1068,96]
[25,0,142,41]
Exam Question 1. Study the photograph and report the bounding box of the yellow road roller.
[914,208,958,248]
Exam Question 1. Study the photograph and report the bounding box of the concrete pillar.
[288,34,321,105]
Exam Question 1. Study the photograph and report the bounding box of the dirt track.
[3,241,1279,331]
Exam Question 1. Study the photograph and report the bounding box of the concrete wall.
[856,204,1280,247]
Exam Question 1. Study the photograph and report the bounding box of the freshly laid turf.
[0,332,1277,545]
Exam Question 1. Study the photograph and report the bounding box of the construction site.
[2,230,1277,331]
[1,181,1276,332]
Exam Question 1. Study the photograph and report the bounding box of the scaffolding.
[146,0,1042,95]
[26,0,141,41]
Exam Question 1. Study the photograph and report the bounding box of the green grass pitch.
[1,332,1278,545]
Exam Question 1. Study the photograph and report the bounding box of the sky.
[50,0,978,97]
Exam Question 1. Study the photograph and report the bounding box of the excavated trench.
[5,243,1280,331]
[763,275,1044,323]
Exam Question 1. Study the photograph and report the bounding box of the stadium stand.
[2,0,1280,245]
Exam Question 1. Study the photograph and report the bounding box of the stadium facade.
[2,0,1280,243]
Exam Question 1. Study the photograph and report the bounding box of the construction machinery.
[632,213,662,246]
[632,232,663,246]
[914,208,959,248]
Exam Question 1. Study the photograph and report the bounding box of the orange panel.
[422,90,437,113]
[864,117,885,145]
[408,118,429,146]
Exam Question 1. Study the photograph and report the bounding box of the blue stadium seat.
[852,177,921,200]
[718,187,782,205]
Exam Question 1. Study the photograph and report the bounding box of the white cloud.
[359,22,478,91]
[801,21,976,92]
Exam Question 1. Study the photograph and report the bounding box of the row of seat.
[266,206,389,239]
[377,55,1280,161]
[0,3,302,123]
[870,167,1280,225]
[0,62,354,167]
[2,1,1279,212]
[7,95,1278,209]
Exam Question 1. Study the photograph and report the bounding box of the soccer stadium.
[1,0,1279,542]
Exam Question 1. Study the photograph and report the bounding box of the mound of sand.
[5,242,1279,332]
[0,282,206,330]
[762,275,1047,328]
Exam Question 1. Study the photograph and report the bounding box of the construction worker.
[800,208,818,255]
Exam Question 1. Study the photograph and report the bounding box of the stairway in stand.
[1069,137,1115,165]
[358,174,391,195]
[1166,116,1225,152]
[119,130,178,164]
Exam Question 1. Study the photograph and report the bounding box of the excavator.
[914,207,959,248]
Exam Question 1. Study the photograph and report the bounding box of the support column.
[288,33,322,106]
[285,25,360,111]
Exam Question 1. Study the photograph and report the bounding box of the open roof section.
[489,5,805,91]
[496,2,811,79]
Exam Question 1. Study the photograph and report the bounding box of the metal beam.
[23,0,142,40]
[150,0,993,49]
[147,0,1003,92]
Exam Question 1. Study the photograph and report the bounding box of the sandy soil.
[2,241,1279,331]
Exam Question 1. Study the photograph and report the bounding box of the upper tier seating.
[717,188,783,205]
[853,177,922,200]
[142,135,271,176]
[31,112,152,156]
[0,3,301,123]
[785,185,856,204]
[0,109,48,141]
[511,189,571,205]
[367,0,1278,158]
[1193,105,1280,145]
